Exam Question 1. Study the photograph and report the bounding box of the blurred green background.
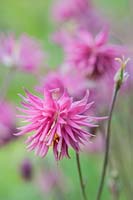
[0,0,131,200]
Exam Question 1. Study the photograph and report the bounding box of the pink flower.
[65,29,124,79]
[0,33,44,73]
[0,101,16,146]
[36,68,89,100]
[52,30,73,48]
[52,0,91,23]
[16,89,102,160]
[36,71,65,98]
[51,0,105,34]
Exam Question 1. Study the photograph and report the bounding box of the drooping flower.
[0,101,16,147]
[16,88,103,160]
[65,29,124,80]
[0,33,44,73]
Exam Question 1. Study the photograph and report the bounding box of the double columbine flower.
[16,88,103,160]
[65,29,124,79]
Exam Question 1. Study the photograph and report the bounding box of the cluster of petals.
[0,33,44,73]
[65,29,124,80]
[16,89,102,160]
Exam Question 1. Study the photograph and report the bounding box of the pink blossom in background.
[77,10,106,34]
[65,29,124,80]
[36,69,90,100]
[0,33,44,73]
[37,167,67,194]
[52,0,91,23]
[52,0,106,34]
[16,88,103,160]
[61,66,91,100]
[0,101,16,146]
[36,71,65,98]
[52,29,73,48]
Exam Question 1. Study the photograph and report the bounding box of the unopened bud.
[114,56,130,90]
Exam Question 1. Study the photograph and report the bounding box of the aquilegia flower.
[65,29,124,79]
[16,88,102,160]
[0,33,44,73]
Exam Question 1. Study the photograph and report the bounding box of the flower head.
[65,29,124,79]
[16,89,102,160]
[0,33,44,73]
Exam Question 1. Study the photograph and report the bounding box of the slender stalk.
[76,152,87,200]
[0,67,15,101]
[96,85,119,200]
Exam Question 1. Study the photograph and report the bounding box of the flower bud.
[114,56,130,90]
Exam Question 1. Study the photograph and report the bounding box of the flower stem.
[76,152,87,200]
[0,67,15,101]
[96,84,119,200]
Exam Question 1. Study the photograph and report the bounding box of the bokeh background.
[0,0,132,200]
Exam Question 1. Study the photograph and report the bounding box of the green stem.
[76,153,87,200]
[96,85,119,200]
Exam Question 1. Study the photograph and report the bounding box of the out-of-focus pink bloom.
[36,72,65,98]
[37,167,67,194]
[52,0,91,23]
[16,88,103,160]
[82,131,105,153]
[52,0,106,34]
[0,101,16,146]
[52,30,73,47]
[36,69,89,100]
[0,33,44,73]
[65,29,124,79]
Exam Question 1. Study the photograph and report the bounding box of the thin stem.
[76,152,87,200]
[96,85,119,200]
[0,67,15,101]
